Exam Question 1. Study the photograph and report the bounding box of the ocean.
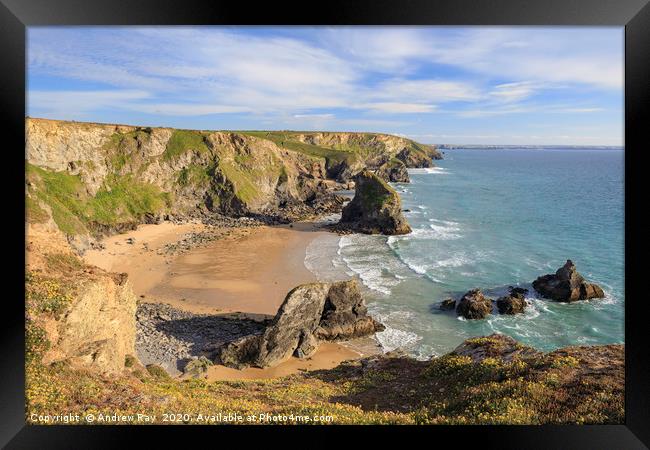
[305,148,625,358]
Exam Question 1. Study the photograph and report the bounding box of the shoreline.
[84,219,381,378]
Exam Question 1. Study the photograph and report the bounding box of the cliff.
[25,118,437,248]
[26,223,137,375]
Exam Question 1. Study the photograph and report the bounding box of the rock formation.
[496,287,529,315]
[532,260,605,302]
[375,159,410,183]
[395,147,434,168]
[338,170,412,235]
[451,333,542,363]
[456,288,493,320]
[26,119,440,237]
[217,280,384,369]
[423,144,443,161]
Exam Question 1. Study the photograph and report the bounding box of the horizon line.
[25,116,623,148]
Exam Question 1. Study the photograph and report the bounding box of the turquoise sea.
[305,148,625,358]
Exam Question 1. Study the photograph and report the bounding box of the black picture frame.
[2,0,648,447]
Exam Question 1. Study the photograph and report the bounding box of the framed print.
[2,0,649,447]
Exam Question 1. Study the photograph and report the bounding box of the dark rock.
[456,288,492,320]
[375,160,410,183]
[496,287,528,315]
[337,170,411,235]
[532,260,605,302]
[315,280,385,340]
[217,280,384,369]
[439,298,456,311]
[395,147,433,168]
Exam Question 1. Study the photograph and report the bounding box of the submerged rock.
[456,288,492,320]
[375,159,410,183]
[496,287,529,315]
[217,280,384,369]
[532,260,605,302]
[439,298,456,311]
[338,170,412,235]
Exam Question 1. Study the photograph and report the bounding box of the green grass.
[26,197,49,223]
[26,164,170,235]
[218,162,265,204]
[163,130,210,161]
[357,172,397,210]
[240,131,352,167]
[177,164,212,187]
[87,175,171,224]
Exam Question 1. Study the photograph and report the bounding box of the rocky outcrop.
[456,288,493,320]
[37,268,138,375]
[314,280,385,340]
[217,280,384,369]
[532,260,605,302]
[496,287,529,315]
[375,159,410,183]
[395,147,433,168]
[451,333,542,363]
[423,145,443,161]
[337,170,412,235]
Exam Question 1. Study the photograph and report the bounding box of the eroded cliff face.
[26,223,137,375]
[25,119,437,244]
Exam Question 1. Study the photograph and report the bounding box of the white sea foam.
[375,326,421,352]
[408,167,450,175]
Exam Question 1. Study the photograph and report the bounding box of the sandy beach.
[84,220,373,378]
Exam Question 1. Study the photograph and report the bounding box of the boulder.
[395,147,433,168]
[496,287,528,315]
[532,260,605,302]
[217,280,384,369]
[375,160,410,183]
[315,280,385,340]
[456,289,492,320]
[338,170,412,235]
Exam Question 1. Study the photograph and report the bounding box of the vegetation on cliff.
[25,119,438,241]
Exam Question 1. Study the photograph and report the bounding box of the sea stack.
[532,260,605,302]
[338,170,412,235]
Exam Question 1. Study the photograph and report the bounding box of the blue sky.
[27,27,623,146]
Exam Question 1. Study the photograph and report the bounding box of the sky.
[27,26,624,146]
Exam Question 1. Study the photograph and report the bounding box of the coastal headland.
[25,118,623,424]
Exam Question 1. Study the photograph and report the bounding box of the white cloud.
[362,102,436,113]
[28,89,151,116]
[26,27,623,145]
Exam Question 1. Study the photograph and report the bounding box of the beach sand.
[84,220,374,379]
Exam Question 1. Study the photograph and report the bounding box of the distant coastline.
[435,144,624,150]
